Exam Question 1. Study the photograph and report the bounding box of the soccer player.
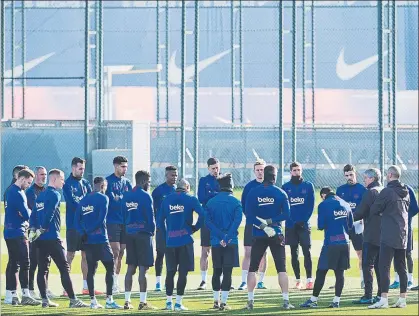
[352,168,383,305]
[238,159,268,291]
[29,169,88,308]
[197,157,221,290]
[74,176,121,310]
[389,185,418,290]
[4,169,40,306]
[152,165,178,291]
[105,156,133,293]
[63,157,93,295]
[336,164,366,288]
[122,170,156,310]
[158,179,205,311]
[282,162,315,290]
[244,165,294,310]
[206,173,242,310]
[300,187,354,308]
[369,165,410,309]
[25,166,54,299]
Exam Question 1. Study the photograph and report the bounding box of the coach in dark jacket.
[352,168,383,304]
[368,165,410,309]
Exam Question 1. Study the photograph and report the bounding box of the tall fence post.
[193,1,199,195]
[378,1,385,178]
[278,0,284,185]
[84,0,90,173]
[391,0,397,165]
[180,0,186,179]
[291,1,297,162]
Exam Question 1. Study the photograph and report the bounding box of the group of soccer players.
[3,155,418,310]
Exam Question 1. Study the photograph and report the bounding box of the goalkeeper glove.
[28,228,45,242]
[256,216,273,225]
[262,226,276,238]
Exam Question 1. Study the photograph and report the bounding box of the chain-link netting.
[1,1,418,198]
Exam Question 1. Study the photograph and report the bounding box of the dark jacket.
[353,181,384,246]
[371,180,410,249]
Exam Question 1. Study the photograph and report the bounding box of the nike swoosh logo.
[4,52,55,85]
[336,48,388,80]
[168,47,238,85]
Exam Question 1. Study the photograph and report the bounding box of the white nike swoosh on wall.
[168,47,238,85]
[4,52,55,85]
[336,48,388,80]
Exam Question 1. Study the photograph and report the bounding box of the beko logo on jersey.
[349,202,356,208]
[169,205,185,212]
[36,202,44,211]
[126,202,138,211]
[258,197,274,205]
[82,205,94,213]
[334,210,348,218]
[290,197,305,205]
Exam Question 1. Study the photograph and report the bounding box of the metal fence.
[0,1,418,197]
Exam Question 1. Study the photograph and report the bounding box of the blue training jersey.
[4,184,31,239]
[74,192,109,244]
[105,173,132,224]
[25,184,46,211]
[30,186,62,240]
[245,183,290,237]
[62,175,92,230]
[151,182,176,220]
[282,180,315,228]
[241,179,261,224]
[123,186,155,236]
[318,193,354,246]
[157,190,205,247]
[198,174,220,206]
[336,182,367,234]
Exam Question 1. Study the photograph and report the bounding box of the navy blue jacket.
[407,185,418,227]
[105,173,132,224]
[282,180,315,228]
[206,191,243,247]
[30,186,62,240]
[337,182,367,233]
[318,193,354,246]
[152,182,176,220]
[25,184,46,211]
[4,184,31,239]
[62,175,92,230]
[157,190,205,247]
[241,179,262,224]
[198,174,220,206]
[122,186,155,236]
[245,183,290,237]
[74,192,109,244]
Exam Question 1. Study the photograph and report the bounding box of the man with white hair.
[369,165,410,309]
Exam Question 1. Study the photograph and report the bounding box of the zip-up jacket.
[152,182,176,220]
[206,190,243,247]
[282,179,315,228]
[353,181,383,246]
[241,179,261,224]
[105,173,132,224]
[198,174,220,206]
[336,182,367,234]
[25,184,46,211]
[63,175,92,229]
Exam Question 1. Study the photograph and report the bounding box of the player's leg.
[269,237,293,309]
[299,226,313,289]
[245,238,269,310]
[211,246,222,308]
[406,250,414,289]
[286,227,302,289]
[116,235,126,292]
[123,233,136,309]
[5,238,21,305]
[329,269,344,308]
[219,244,239,310]
[354,242,375,304]
[164,246,177,310]
[198,226,211,290]
[155,229,165,291]
[393,249,407,303]
[174,243,195,311]
[374,246,382,301]
[138,233,156,310]
[239,246,251,290]
[80,251,90,294]
[351,231,364,288]
[28,241,38,298]
[84,244,100,308]
[257,252,268,289]
[17,237,39,305]
[369,243,394,309]
[36,241,58,307]
[49,240,88,308]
